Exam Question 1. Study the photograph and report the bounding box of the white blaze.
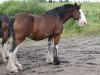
[77,9,87,26]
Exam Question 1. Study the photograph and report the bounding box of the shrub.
[0,0,46,16]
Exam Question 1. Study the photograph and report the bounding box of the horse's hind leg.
[7,35,25,72]
[0,38,10,63]
[0,50,7,63]
[3,41,10,59]
[46,37,53,63]
[53,34,61,65]
[7,45,20,73]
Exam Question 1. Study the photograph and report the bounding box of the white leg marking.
[3,42,10,58]
[46,50,54,63]
[0,41,10,63]
[46,41,54,63]
[15,55,22,70]
[7,53,18,72]
[54,45,58,56]
[7,45,21,72]
[55,45,58,51]
[0,49,7,63]
[0,43,9,63]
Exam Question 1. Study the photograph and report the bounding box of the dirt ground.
[0,35,100,75]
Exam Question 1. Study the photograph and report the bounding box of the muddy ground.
[1,35,100,75]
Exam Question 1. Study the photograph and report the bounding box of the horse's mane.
[43,4,80,19]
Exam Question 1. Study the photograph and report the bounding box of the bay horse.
[0,15,10,63]
[7,3,87,72]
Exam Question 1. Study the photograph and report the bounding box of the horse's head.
[71,3,87,26]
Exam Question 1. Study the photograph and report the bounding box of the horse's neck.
[42,11,72,24]
[61,13,72,24]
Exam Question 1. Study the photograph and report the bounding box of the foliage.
[0,0,46,16]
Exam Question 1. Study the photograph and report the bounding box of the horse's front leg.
[46,35,61,65]
[53,34,61,65]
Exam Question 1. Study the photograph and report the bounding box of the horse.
[0,15,10,63]
[6,3,87,72]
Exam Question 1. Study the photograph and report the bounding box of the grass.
[42,2,100,37]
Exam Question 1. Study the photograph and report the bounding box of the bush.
[0,0,46,16]
[63,19,82,33]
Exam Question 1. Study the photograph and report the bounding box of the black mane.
[43,4,80,21]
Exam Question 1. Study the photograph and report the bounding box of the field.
[0,2,100,75]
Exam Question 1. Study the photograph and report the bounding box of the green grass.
[43,2,100,37]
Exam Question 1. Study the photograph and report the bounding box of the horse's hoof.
[7,65,18,73]
[46,58,53,64]
[15,64,22,70]
[10,69,18,73]
[0,58,7,64]
[53,57,61,65]
[3,59,7,63]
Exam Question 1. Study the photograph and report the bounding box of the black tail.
[8,17,15,38]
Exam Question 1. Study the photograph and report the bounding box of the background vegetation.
[0,0,46,16]
[0,0,99,37]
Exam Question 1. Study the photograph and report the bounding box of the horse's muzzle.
[76,19,87,27]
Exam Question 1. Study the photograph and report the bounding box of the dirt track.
[0,35,100,75]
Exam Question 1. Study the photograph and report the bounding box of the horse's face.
[72,3,87,26]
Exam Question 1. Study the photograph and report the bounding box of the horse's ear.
[75,2,77,6]
[79,3,82,7]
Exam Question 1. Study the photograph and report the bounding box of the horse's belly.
[28,33,50,41]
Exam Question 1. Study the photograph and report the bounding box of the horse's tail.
[8,17,15,38]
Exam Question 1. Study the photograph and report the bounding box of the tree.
[49,0,52,3]
[65,0,69,2]
[60,0,62,2]
[39,0,46,2]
